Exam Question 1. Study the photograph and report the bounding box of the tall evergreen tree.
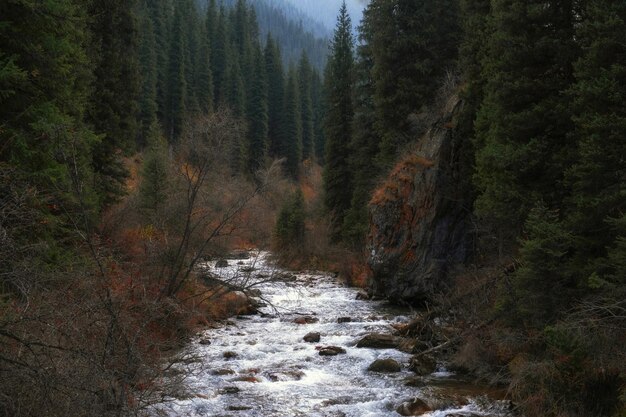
[197,2,214,114]
[282,67,302,179]
[368,0,461,167]
[264,34,286,158]
[0,0,98,228]
[138,1,159,147]
[473,0,578,250]
[212,5,231,107]
[298,51,315,161]
[166,3,187,142]
[88,0,141,205]
[245,45,269,177]
[310,69,326,163]
[323,1,354,240]
[565,0,626,287]
[342,6,380,246]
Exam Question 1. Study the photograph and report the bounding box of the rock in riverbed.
[294,316,319,324]
[368,358,402,373]
[303,332,321,343]
[356,333,399,349]
[396,398,432,416]
[215,259,229,268]
[318,346,346,356]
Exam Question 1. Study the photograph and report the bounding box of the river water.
[151,252,512,417]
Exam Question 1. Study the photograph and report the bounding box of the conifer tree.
[310,70,326,163]
[0,0,98,224]
[369,0,461,166]
[166,3,187,142]
[298,52,315,161]
[473,0,578,249]
[245,45,269,177]
[283,67,303,179]
[265,34,286,158]
[138,1,159,147]
[274,189,306,250]
[88,0,141,205]
[212,5,231,107]
[323,1,354,240]
[565,0,626,286]
[197,3,214,114]
[342,8,379,246]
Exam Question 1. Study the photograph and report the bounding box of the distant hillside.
[206,0,330,71]
[282,0,366,31]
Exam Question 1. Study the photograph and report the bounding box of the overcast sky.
[282,0,368,32]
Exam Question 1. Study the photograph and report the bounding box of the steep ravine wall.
[367,94,471,304]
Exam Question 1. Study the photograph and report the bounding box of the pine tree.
[310,69,326,163]
[274,189,306,250]
[565,0,626,286]
[140,133,169,214]
[166,3,187,142]
[138,1,159,147]
[342,7,380,246]
[88,0,141,205]
[197,2,214,114]
[369,0,461,166]
[298,51,315,161]
[264,34,286,158]
[323,1,354,240]
[0,0,98,228]
[282,67,302,179]
[245,45,269,177]
[473,0,578,249]
[212,5,231,107]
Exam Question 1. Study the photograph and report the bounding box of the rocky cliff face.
[367,94,471,304]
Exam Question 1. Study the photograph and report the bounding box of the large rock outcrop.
[367,95,471,303]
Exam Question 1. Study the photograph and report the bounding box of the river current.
[151,252,512,417]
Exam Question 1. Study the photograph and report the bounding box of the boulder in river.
[215,259,229,268]
[294,316,319,324]
[356,333,399,349]
[367,358,402,373]
[337,317,352,323]
[211,368,235,375]
[303,332,321,343]
[218,386,240,395]
[199,337,211,345]
[355,290,370,300]
[396,398,432,416]
[318,346,346,356]
[223,351,238,359]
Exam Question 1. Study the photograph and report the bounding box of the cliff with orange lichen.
[367,94,471,304]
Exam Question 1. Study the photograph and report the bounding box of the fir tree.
[88,0,141,205]
[282,67,302,179]
[245,45,269,177]
[298,52,315,161]
[473,0,578,249]
[342,8,380,246]
[274,189,306,250]
[138,1,159,147]
[369,0,461,166]
[264,34,286,158]
[323,1,355,240]
[166,3,187,142]
[565,0,626,287]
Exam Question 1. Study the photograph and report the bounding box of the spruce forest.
[0,0,624,416]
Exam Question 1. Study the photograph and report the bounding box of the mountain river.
[151,251,513,417]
